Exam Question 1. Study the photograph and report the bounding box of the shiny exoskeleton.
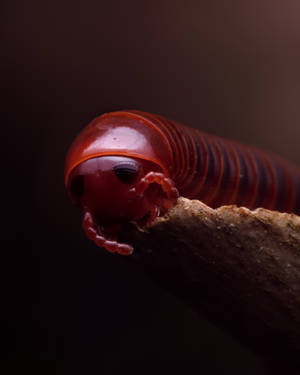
[65,110,300,255]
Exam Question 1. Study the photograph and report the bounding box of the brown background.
[3,1,300,374]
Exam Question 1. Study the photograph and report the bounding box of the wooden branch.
[121,197,300,372]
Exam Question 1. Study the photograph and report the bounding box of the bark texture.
[121,197,300,372]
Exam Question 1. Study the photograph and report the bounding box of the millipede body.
[65,110,300,255]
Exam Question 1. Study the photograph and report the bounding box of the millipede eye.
[113,163,138,184]
[70,175,84,197]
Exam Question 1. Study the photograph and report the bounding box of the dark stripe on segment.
[264,155,285,211]
[231,144,249,207]
[212,138,240,206]
[231,144,260,208]
[192,134,215,202]
[239,146,259,209]
[186,131,209,198]
[250,149,268,209]
[208,138,231,207]
[271,157,295,213]
[172,121,194,185]
[197,134,222,204]
[177,126,197,190]
[290,168,300,215]
[252,150,277,210]
[205,136,223,204]
[282,163,295,212]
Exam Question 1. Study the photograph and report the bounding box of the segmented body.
[65,110,300,255]
[126,110,300,214]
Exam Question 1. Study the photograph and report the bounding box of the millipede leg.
[134,172,178,224]
[82,211,133,255]
[135,172,179,201]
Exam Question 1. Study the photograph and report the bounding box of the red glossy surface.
[64,111,173,187]
[65,110,300,254]
[128,110,300,214]
[68,156,164,225]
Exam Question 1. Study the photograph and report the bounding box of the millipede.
[64,110,300,255]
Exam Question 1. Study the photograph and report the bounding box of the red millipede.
[65,110,300,255]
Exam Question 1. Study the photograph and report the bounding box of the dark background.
[3,1,300,374]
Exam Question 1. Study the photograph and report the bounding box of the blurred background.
[3,0,300,374]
